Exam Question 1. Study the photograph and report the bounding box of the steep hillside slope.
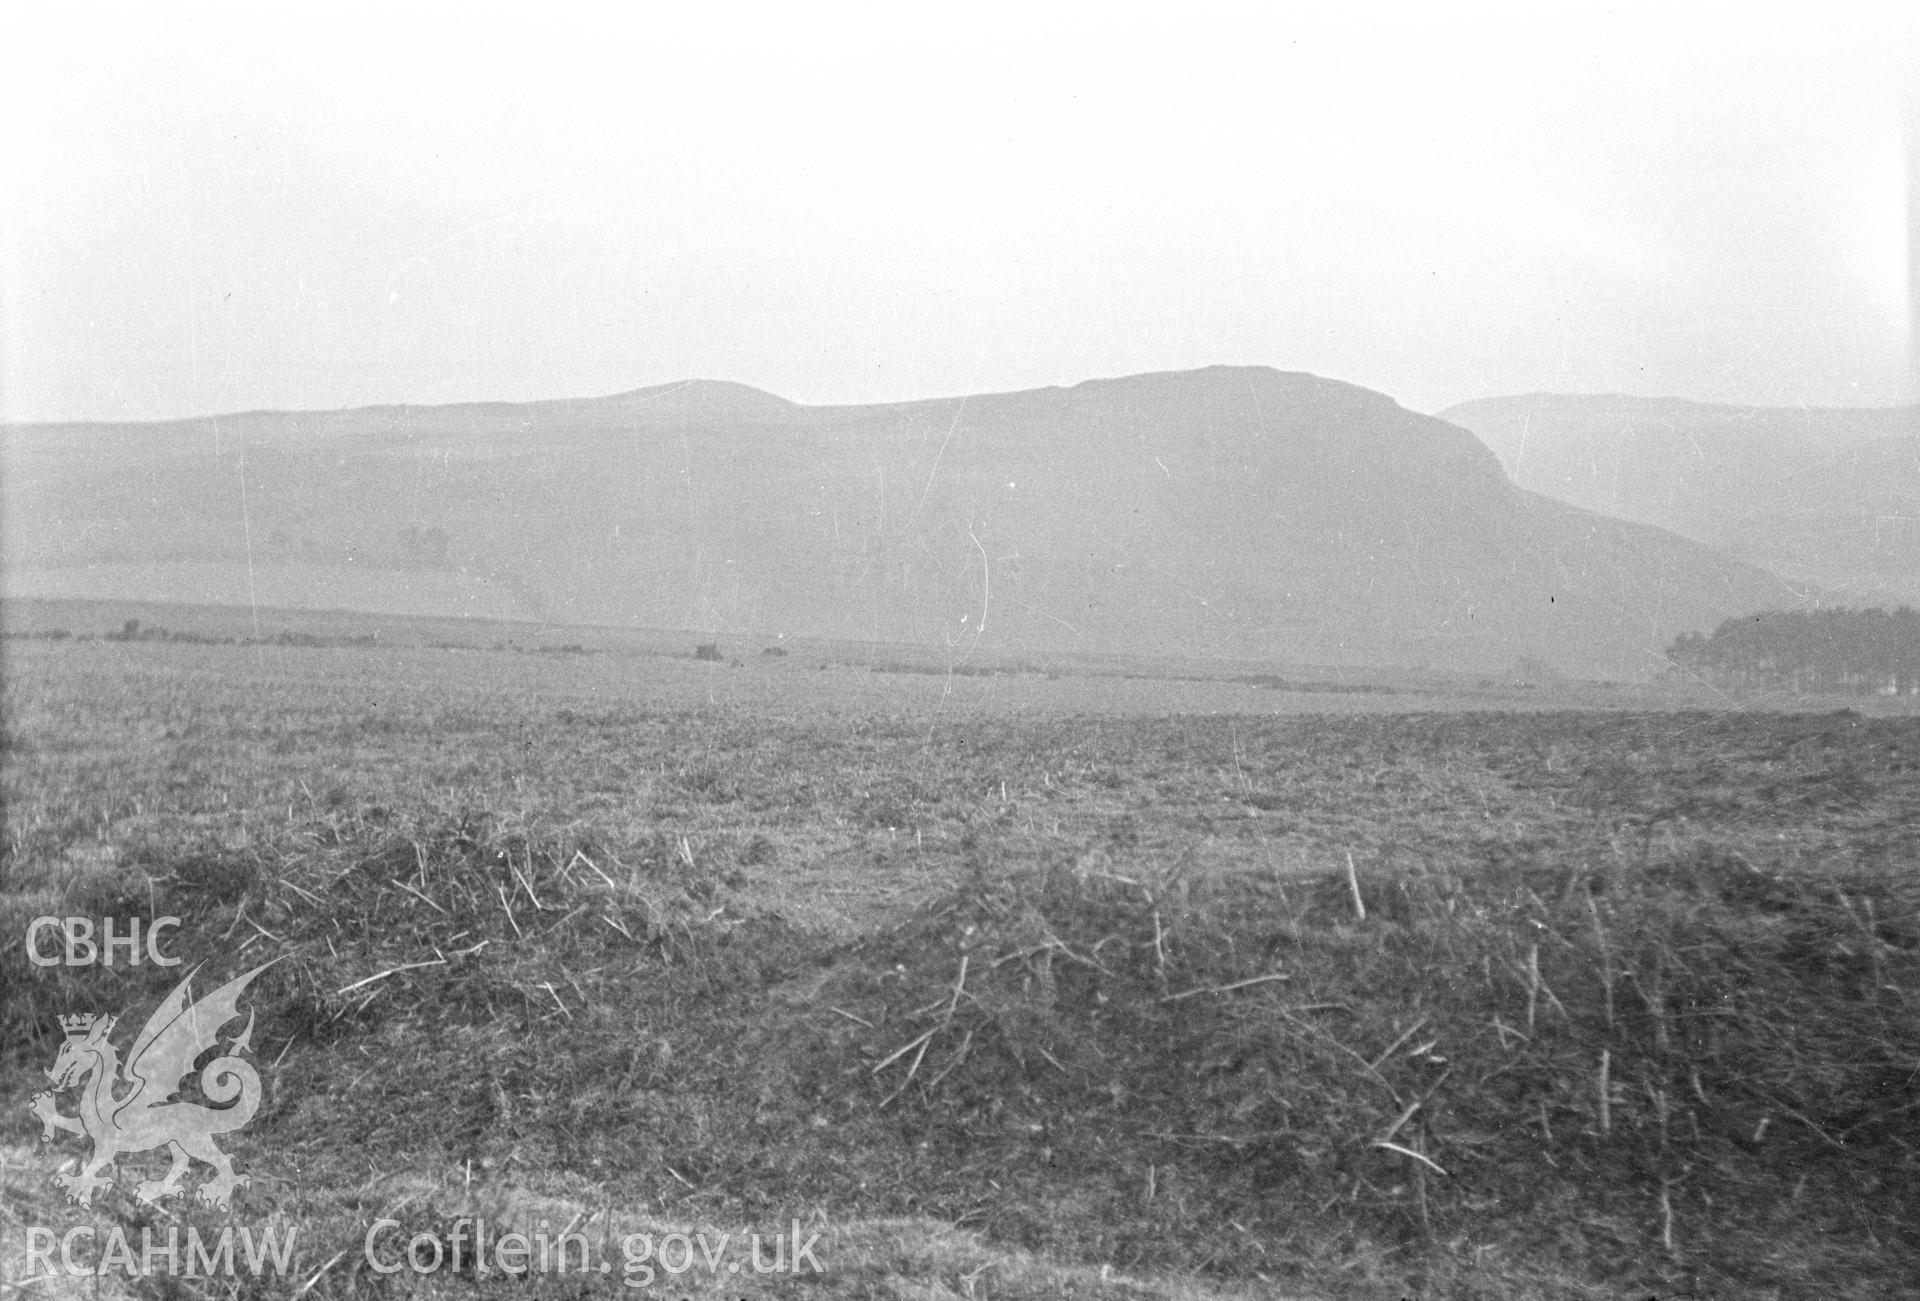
[1441,394,1920,607]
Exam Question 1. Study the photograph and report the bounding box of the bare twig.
[944,955,971,1021]
[1039,930,1117,977]
[1520,946,1567,1025]
[335,958,446,996]
[1152,909,1168,985]
[1597,1050,1612,1135]
[392,879,449,915]
[1369,1017,1428,1072]
[541,905,586,934]
[511,860,547,911]
[292,1249,349,1298]
[278,877,323,906]
[878,1033,936,1108]
[1771,1101,1845,1149]
[1160,971,1291,1003]
[925,1028,975,1090]
[1279,1009,1401,1103]
[1490,1016,1529,1047]
[1372,1141,1447,1176]
[1660,1178,1678,1257]
[1345,851,1367,921]
[1377,1067,1454,1146]
[1377,1099,1423,1146]
[1586,891,1614,1029]
[575,851,620,891]
[872,1028,938,1075]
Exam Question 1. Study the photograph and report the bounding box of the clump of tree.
[1667,607,1920,694]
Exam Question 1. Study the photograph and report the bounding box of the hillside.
[1440,393,1920,607]
[4,367,1804,677]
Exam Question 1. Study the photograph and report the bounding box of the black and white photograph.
[2,3,1916,1297]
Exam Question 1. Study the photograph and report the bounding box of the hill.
[4,367,1805,677]
[1440,393,1920,608]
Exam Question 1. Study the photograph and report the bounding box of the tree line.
[1666,608,1920,694]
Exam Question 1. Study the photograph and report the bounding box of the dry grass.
[3,635,1918,1298]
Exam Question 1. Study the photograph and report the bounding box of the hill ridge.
[5,367,1808,676]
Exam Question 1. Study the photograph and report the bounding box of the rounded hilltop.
[1064,363,1405,408]
[602,379,798,416]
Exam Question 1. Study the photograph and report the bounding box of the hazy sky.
[2,2,1914,423]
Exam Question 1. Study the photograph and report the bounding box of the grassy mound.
[7,801,1914,1298]
[843,842,1920,1297]
[6,809,1280,1298]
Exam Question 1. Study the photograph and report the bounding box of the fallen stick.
[1372,1140,1447,1176]
[1160,971,1291,1002]
[335,958,447,996]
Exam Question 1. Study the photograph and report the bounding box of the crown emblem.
[59,1013,103,1036]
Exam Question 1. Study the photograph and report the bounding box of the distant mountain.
[4,367,1806,677]
[1440,394,1920,608]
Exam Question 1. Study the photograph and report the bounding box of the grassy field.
[2,628,1917,1299]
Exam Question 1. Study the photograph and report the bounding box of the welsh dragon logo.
[28,960,279,1210]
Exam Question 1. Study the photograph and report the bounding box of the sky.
[1,1,1914,424]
